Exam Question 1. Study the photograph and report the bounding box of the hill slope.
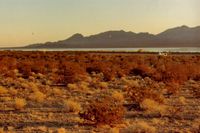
[26,25,200,48]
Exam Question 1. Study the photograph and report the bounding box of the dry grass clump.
[124,121,156,133]
[68,82,90,91]
[179,96,186,104]
[0,97,12,102]
[99,82,108,89]
[67,83,78,90]
[0,86,8,94]
[79,96,126,125]
[151,118,165,126]
[112,91,124,103]
[57,127,67,133]
[9,88,18,96]
[129,80,140,88]
[29,91,46,103]
[29,82,39,92]
[15,98,26,110]
[38,126,47,132]
[37,73,45,79]
[64,99,81,113]
[52,88,63,96]
[79,81,90,91]
[140,99,167,115]
[20,82,29,90]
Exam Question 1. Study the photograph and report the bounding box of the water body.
[1,47,200,53]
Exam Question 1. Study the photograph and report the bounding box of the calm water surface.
[1,47,200,53]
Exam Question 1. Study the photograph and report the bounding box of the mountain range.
[26,25,200,48]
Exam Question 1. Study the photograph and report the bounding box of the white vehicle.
[158,52,168,56]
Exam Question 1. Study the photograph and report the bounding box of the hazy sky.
[0,0,199,47]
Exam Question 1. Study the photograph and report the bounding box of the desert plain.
[0,51,199,133]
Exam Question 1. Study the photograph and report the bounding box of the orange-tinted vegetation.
[0,51,199,84]
[0,51,199,132]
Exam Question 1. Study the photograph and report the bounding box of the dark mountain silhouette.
[156,25,200,47]
[26,25,200,48]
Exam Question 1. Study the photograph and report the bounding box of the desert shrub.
[67,82,90,91]
[0,97,12,102]
[140,99,167,114]
[31,60,46,74]
[79,96,126,125]
[103,71,116,81]
[0,57,17,70]
[64,99,81,113]
[103,63,122,81]
[17,61,32,78]
[29,91,46,103]
[57,128,67,133]
[37,126,48,132]
[124,121,156,133]
[2,70,17,79]
[98,82,108,89]
[86,67,101,74]
[151,57,200,84]
[179,96,186,104]
[0,86,8,94]
[28,82,39,92]
[129,65,153,78]
[52,88,63,96]
[165,82,180,94]
[162,63,188,83]
[9,88,18,96]
[55,62,85,84]
[86,62,116,81]
[191,84,200,99]
[67,83,78,90]
[112,91,124,103]
[185,63,200,81]
[127,86,164,105]
[15,98,26,110]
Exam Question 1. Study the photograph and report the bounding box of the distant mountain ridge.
[26,25,200,48]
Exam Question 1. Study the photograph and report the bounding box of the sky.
[0,0,199,47]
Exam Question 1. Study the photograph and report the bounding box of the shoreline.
[0,50,200,55]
